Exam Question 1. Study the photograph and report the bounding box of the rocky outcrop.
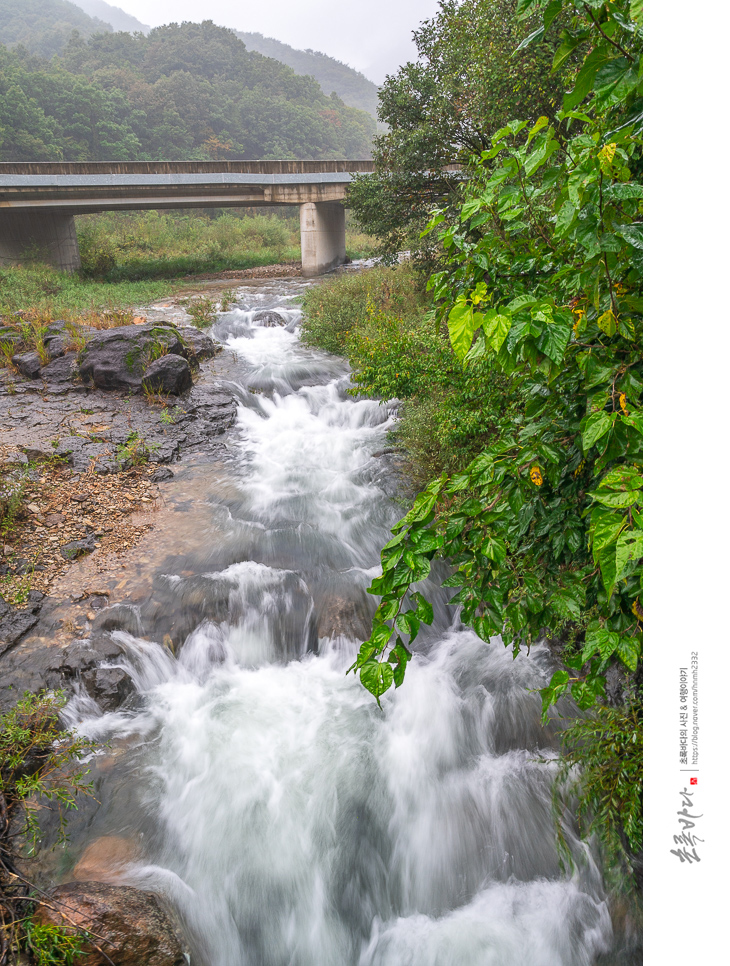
[142,355,193,395]
[34,882,189,966]
[78,322,185,392]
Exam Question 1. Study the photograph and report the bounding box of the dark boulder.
[151,466,174,482]
[34,882,189,966]
[78,323,185,392]
[178,325,217,362]
[82,666,135,711]
[0,590,45,656]
[11,351,42,379]
[142,355,193,396]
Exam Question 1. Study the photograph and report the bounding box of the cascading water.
[64,280,618,966]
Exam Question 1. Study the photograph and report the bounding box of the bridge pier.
[0,209,81,272]
[300,202,346,277]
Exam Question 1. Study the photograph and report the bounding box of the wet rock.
[78,322,184,392]
[41,353,78,384]
[52,635,126,675]
[34,882,188,966]
[11,351,42,379]
[317,596,370,640]
[60,533,96,560]
[82,666,135,711]
[178,325,217,362]
[45,336,67,360]
[151,466,174,482]
[0,590,45,656]
[72,836,142,883]
[142,355,193,396]
[253,310,287,327]
[92,603,144,637]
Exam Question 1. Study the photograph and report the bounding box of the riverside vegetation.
[303,0,643,895]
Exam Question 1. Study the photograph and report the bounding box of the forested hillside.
[0,0,111,56]
[0,19,375,161]
[236,32,379,118]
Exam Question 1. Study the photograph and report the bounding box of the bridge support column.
[0,209,81,272]
[300,202,346,277]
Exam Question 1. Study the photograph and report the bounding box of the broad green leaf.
[616,224,643,249]
[483,312,512,353]
[582,411,614,450]
[389,640,412,687]
[554,200,576,237]
[590,506,627,552]
[537,318,571,364]
[616,636,641,672]
[448,303,478,359]
[359,660,394,705]
[412,592,434,625]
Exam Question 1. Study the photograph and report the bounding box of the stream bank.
[1,272,638,966]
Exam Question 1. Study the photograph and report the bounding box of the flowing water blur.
[65,279,617,965]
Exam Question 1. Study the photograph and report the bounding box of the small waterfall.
[65,283,616,965]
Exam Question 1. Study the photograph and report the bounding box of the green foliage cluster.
[301,263,429,356]
[348,0,571,260]
[0,19,375,162]
[0,692,97,963]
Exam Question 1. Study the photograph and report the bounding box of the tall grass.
[77,210,301,280]
[0,264,180,321]
[76,209,376,280]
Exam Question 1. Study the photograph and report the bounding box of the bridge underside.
[0,161,375,276]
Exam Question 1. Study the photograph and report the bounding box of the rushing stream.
[64,278,619,965]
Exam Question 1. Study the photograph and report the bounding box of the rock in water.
[142,355,193,395]
[34,882,188,966]
[252,310,286,327]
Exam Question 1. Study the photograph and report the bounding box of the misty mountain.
[72,0,148,34]
[0,0,111,56]
[237,31,379,119]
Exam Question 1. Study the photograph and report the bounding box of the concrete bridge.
[0,160,376,277]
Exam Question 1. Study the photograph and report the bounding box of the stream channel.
[62,274,626,966]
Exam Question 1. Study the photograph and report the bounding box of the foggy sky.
[115,0,442,84]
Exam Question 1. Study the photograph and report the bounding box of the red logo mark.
[690,777,698,785]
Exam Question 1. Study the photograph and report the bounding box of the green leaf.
[536,318,571,364]
[590,506,627,553]
[554,200,576,237]
[582,411,614,450]
[389,640,412,687]
[359,660,394,705]
[616,636,641,672]
[395,611,420,641]
[483,312,512,353]
[447,303,478,359]
[583,625,620,662]
[616,224,643,249]
[483,534,507,566]
[412,592,434,625]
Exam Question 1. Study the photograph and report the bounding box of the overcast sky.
[115,0,442,84]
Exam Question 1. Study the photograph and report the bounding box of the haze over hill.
[236,32,378,119]
[0,15,375,161]
[0,0,112,56]
[73,0,148,33]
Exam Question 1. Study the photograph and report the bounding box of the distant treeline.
[0,18,376,161]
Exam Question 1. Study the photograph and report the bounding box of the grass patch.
[0,263,179,323]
